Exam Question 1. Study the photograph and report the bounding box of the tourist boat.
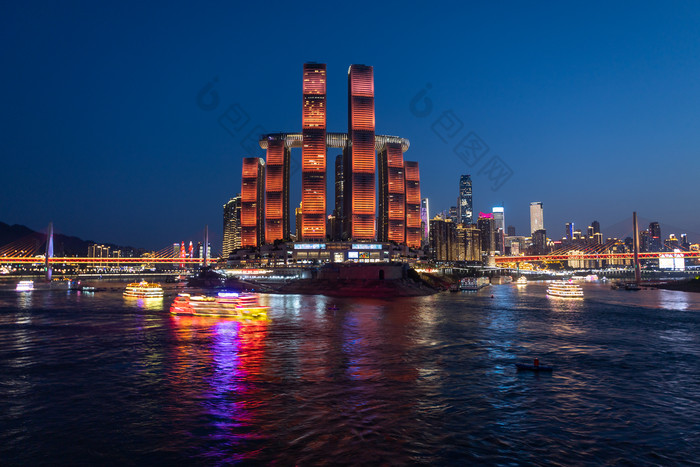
[546,280,584,298]
[123,280,164,298]
[515,276,528,285]
[460,277,490,291]
[170,292,267,319]
[15,280,34,292]
[624,282,642,291]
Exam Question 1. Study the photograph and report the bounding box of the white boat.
[460,277,490,291]
[15,280,34,292]
[546,280,584,298]
[123,280,164,298]
[170,292,267,319]
[515,276,528,285]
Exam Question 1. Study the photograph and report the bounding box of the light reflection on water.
[0,283,699,464]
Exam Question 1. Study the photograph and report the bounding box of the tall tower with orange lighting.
[347,64,376,241]
[404,161,421,248]
[378,142,405,244]
[265,139,290,243]
[301,63,327,241]
[241,157,265,248]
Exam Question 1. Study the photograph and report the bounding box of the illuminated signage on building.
[351,244,382,250]
[294,243,327,250]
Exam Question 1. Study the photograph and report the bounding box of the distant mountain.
[0,221,144,257]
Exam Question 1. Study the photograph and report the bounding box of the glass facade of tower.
[223,194,241,256]
[459,175,472,225]
[405,161,421,248]
[241,157,265,248]
[378,142,405,244]
[348,65,376,240]
[265,139,290,243]
[530,202,544,235]
[301,63,327,240]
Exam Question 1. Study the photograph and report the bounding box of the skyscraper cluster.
[237,63,421,250]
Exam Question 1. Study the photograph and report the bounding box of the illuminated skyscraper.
[649,222,661,251]
[241,157,265,248]
[565,222,574,241]
[347,64,376,240]
[223,194,241,256]
[492,207,505,254]
[459,175,472,225]
[405,161,421,248]
[265,139,290,243]
[421,198,430,245]
[530,202,544,235]
[301,63,327,240]
[378,142,405,243]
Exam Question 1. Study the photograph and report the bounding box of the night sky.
[2,1,700,250]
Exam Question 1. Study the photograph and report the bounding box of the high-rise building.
[565,222,574,241]
[532,229,547,255]
[405,161,421,248]
[429,217,457,261]
[420,198,430,246]
[241,157,265,248]
[223,194,242,256]
[378,142,406,243]
[346,64,376,240]
[334,154,343,216]
[459,175,473,225]
[301,63,327,241]
[265,139,290,243]
[649,222,661,251]
[492,207,505,254]
[295,202,303,241]
[507,225,516,237]
[592,220,600,235]
[530,202,544,235]
[449,206,458,224]
[477,213,495,256]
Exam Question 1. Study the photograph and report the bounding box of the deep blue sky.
[2,1,700,249]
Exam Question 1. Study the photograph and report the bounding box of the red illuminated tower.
[404,161,421,248]
[265,139,290,243]
[347,64,376,241]
[301,63,327,240]
[241,157,265,248]
[378,142,405,244]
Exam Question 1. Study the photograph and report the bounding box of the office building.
[459,175,473,225]
[241,157,265,248]
[477,212,495,256]
[223,194,242,256]
[264,139,290,243]
[378,142,405,243]
[301,63,327,241]
[405,161,422,248]
[565,222,574,241]
[649,222,662,251]
[530,202,544,235]
[420,198,430,246]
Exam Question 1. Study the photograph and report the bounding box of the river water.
[1,282,699,465]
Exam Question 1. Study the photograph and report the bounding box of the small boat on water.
[170,292,267,319]
[546,280,584,298]
[15,280,34,292]
[123,281,164,298]
[515,276,528,285]
[624,283,641,291]
[516,362,553,372]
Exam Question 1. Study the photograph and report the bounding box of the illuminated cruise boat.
[515,276,528,285]
[123,281,164,298]
[15,280,34,292]
[170,292,268,319]
[546,280,584,298]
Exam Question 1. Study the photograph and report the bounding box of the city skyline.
[2,3,700,249]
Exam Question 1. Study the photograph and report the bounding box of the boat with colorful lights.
[515,276,528,285]
[15,280,34,292]
[123,280,164,298]
[546,280,584,298]
[170,292,268,319]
